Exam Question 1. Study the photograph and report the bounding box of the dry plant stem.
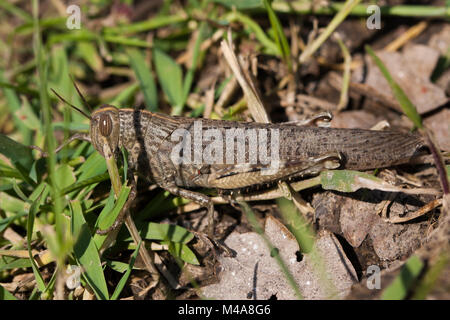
[55,267,65,300]
[387,198,443,223]
[49,0,66,16]
[316,56,362,71]
[152,252,181,289]
[334,35,351,111]
[203,82,216,119]
[299,0,362,64]
[329,74,403,112]
[220,33,270,123]
[279,181,315,218]
[214,76,238,116]
[370,120,390,131]
[124,214,160,281]
[384,21,428,52]
[420,128,450,249]
[423,130,449,195]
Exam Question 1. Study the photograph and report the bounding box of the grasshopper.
[50,88,425,239]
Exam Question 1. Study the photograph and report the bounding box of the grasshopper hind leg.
[163,185,233,256]
[163,185,216,238]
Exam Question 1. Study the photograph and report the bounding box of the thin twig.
[384,21,428,52]
[386,198,443,223]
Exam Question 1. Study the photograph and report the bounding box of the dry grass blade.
[334,34,351,111]
[352,175,440,195]
[384,21,428,52]
[220,32,269,123]
[386,198,443,223]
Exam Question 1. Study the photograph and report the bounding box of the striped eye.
[99,114,112,137]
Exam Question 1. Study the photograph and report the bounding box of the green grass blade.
[163,241,199,265]
[33,0,66,260]
[276,198,338,297]
[102,35,152,48]
[263,0,292,70]
[49,45,84,123]
[213,0,263,9]
[70,200,109,300]
[27,192,47,293]
[299,0,362,64]
[105,260,130,273]
[239,201,303,299]
[0,1,32,21]
[75,152,108,184]
[76,41,104,74]
[54,164,76,191]
[127,48,158,111]
[109,82,140,106]
[225,11,278,55]
[93,185,131,249]
[0,162,23,180]
[0,70,32,144]
[15,17,66,35]
[276,198,314,253]
[0,134,33,170]
[0,79,38,96]
[137,191,191,220]
[381,255,424,300]
[12,178,30,203]
[270,2,450,18]
[153,48,184,114]
[136,222,194,243]
[412,253,448,299]
[0,191,28,214]
[14,96,41,131]
[320,170,378,193]
[103,14,187,35]
[0,285,17,300]
[0,258,32,273]
[0,212,28,233]
[365,45,422,129]
[60,172,110,196]
[110,241,141,300]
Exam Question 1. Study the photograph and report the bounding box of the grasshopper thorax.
[90,105,121,157]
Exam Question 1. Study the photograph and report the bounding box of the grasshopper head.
[90,105,121,158]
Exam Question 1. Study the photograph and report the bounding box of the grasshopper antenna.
[50,88,92,120]
[29,133,91,157]
[31,89,92,158]
[69,75,93,112]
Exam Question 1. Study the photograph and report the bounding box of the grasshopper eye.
[99,114,113,137]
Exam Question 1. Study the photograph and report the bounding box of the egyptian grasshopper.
[50,88,425,239]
